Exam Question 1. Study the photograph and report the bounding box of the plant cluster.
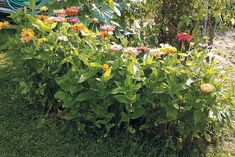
[1,2,234,155]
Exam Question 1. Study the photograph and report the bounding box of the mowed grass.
[0,53,162,157]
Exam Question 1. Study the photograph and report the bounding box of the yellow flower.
[21,28,35,43]
[0,21,10,30]
[19,7,27,12]
[38,37,47,44]
[103,64,110,71]
[40,6,48,12]
[200,84,214,93]
[102,64,111,80]
[159,44,177,54]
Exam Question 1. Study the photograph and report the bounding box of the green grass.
[0,52,234,157]
[0,54,162,157]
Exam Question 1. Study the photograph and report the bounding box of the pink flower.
[100,24,115,34]
[109,44,122,52]
[68,17,80,24]
[123,47,139,56]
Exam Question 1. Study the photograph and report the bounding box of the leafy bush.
[119,0,235,46]
[1,3,234,155]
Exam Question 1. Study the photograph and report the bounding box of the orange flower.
[21,28,35,43]
[37,15,48,21]
[100,31,111,39]
[66,7,79,16]
[70,23,85,32]
[0,21,10,30]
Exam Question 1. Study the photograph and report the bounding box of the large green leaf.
[75,91,93,102]
[130,107,146,119]
[114,95,130,104]
[91,3,114,23]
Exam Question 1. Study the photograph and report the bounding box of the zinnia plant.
[1,5,234,156]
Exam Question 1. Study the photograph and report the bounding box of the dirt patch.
[212,31,235,67]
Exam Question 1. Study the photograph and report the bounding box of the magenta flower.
[68,17,80,24]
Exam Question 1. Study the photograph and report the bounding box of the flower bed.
[1,5,234,154]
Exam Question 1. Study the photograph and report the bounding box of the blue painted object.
[0,0,49,13]
[7,0,49,10]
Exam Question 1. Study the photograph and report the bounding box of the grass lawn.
[0,53,162,157]
[0,52,234,157]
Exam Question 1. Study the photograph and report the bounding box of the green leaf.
[29,0,36,11]
[54,91,68,100]
[54,91,74,107]
[194,110,202,125]
[231,18,235,25]
[121,38,128,47]
[64,111,80,120]
[114,4,121,16]
[91,3,114,23]
[139,124,150,131]
[27,15,52,32]
[121,112,129,122]
[166,106,178,121]
[75,91,93,102]
[128,126,136,134]
[130,107,146,119]
[111,86,126,94]
[114,95,129,104]
[79,73,92,83]
[204,132,211,142]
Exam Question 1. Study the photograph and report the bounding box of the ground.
[0,31,234,156]
[213,31,235,66]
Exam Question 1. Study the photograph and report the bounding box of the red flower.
[177,32,192,43]
[66,7,79,16]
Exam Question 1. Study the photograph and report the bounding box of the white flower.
[58,35,68,41]
[123,47,139,56]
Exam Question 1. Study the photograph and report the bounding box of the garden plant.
[0,0,234,156]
